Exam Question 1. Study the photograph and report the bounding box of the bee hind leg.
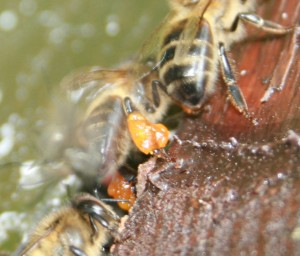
[230,12,293,34]
[218,42,249,118]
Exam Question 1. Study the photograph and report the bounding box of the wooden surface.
[113,1,300,255]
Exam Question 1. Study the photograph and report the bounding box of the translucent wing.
[132,0,212,77]
[132,13,175,77]
[173,16,200,62]
[61,67,129,104]
[172,0,212,62]
[19,227,54,256]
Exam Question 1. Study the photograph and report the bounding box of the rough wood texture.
[113,1,300,255]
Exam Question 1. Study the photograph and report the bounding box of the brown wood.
[113,1,300,255]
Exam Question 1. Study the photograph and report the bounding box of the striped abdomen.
[74,96,131,184]
[159,18,216,112]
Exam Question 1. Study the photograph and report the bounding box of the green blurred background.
[0,0,167,252]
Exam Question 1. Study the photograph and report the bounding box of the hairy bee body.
[29,0,291,188]
[59,0,292,183]
[157,0,256,113]
[69,95,130,184]
[19,194,119,256]
[61,67,170,184]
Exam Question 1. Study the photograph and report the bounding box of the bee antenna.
[101,198,130,203]
[93,187,105,200]
[92,187,130,203]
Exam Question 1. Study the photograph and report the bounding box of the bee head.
[72,194,119,233]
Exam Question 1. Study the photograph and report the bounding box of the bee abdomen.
[80,96,131,179]
[158,19,216,108]
[160,19,215,85]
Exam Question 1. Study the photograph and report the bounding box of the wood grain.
[113,1,300,255]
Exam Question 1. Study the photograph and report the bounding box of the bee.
[59,64,171,185]
[19,193,120,256]
[137,0,293,117]
[17,63,170,191]
[28,0,293,196]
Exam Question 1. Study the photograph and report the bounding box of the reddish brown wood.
[198,0,300,141]
[113,1,300,255]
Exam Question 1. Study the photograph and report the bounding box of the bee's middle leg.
[218,42,249,117]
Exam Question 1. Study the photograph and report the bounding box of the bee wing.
[132,0,212,77]
[173,16,200,62]
[19,226,54,255]
[132,13,174,77]
[18,160,71,189]
[173,0,212,62]
[61,67,129,104]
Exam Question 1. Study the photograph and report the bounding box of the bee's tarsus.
[231,12,293,34]
[123,97,135,115]
[152,148,171,161]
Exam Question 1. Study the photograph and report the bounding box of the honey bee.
[59,64,171,185]
[56,0,293,186]
[19,193,119,256]
[18,64,170,191]
[137,0,293,117]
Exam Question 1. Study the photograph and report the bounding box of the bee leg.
[124,80,164,114]
[137,81,163,113]
[152,80,165,108]
[147,79,169,111]
[91,212,112,230]
[230,12,293,34]
[123,97,136,115]
[88,215,98,237]
[123,96,154,114]
[218,42,249,117]
[69,246,87,256]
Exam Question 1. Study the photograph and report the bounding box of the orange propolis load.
[127,111,170,155]
[107,171,136,211]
